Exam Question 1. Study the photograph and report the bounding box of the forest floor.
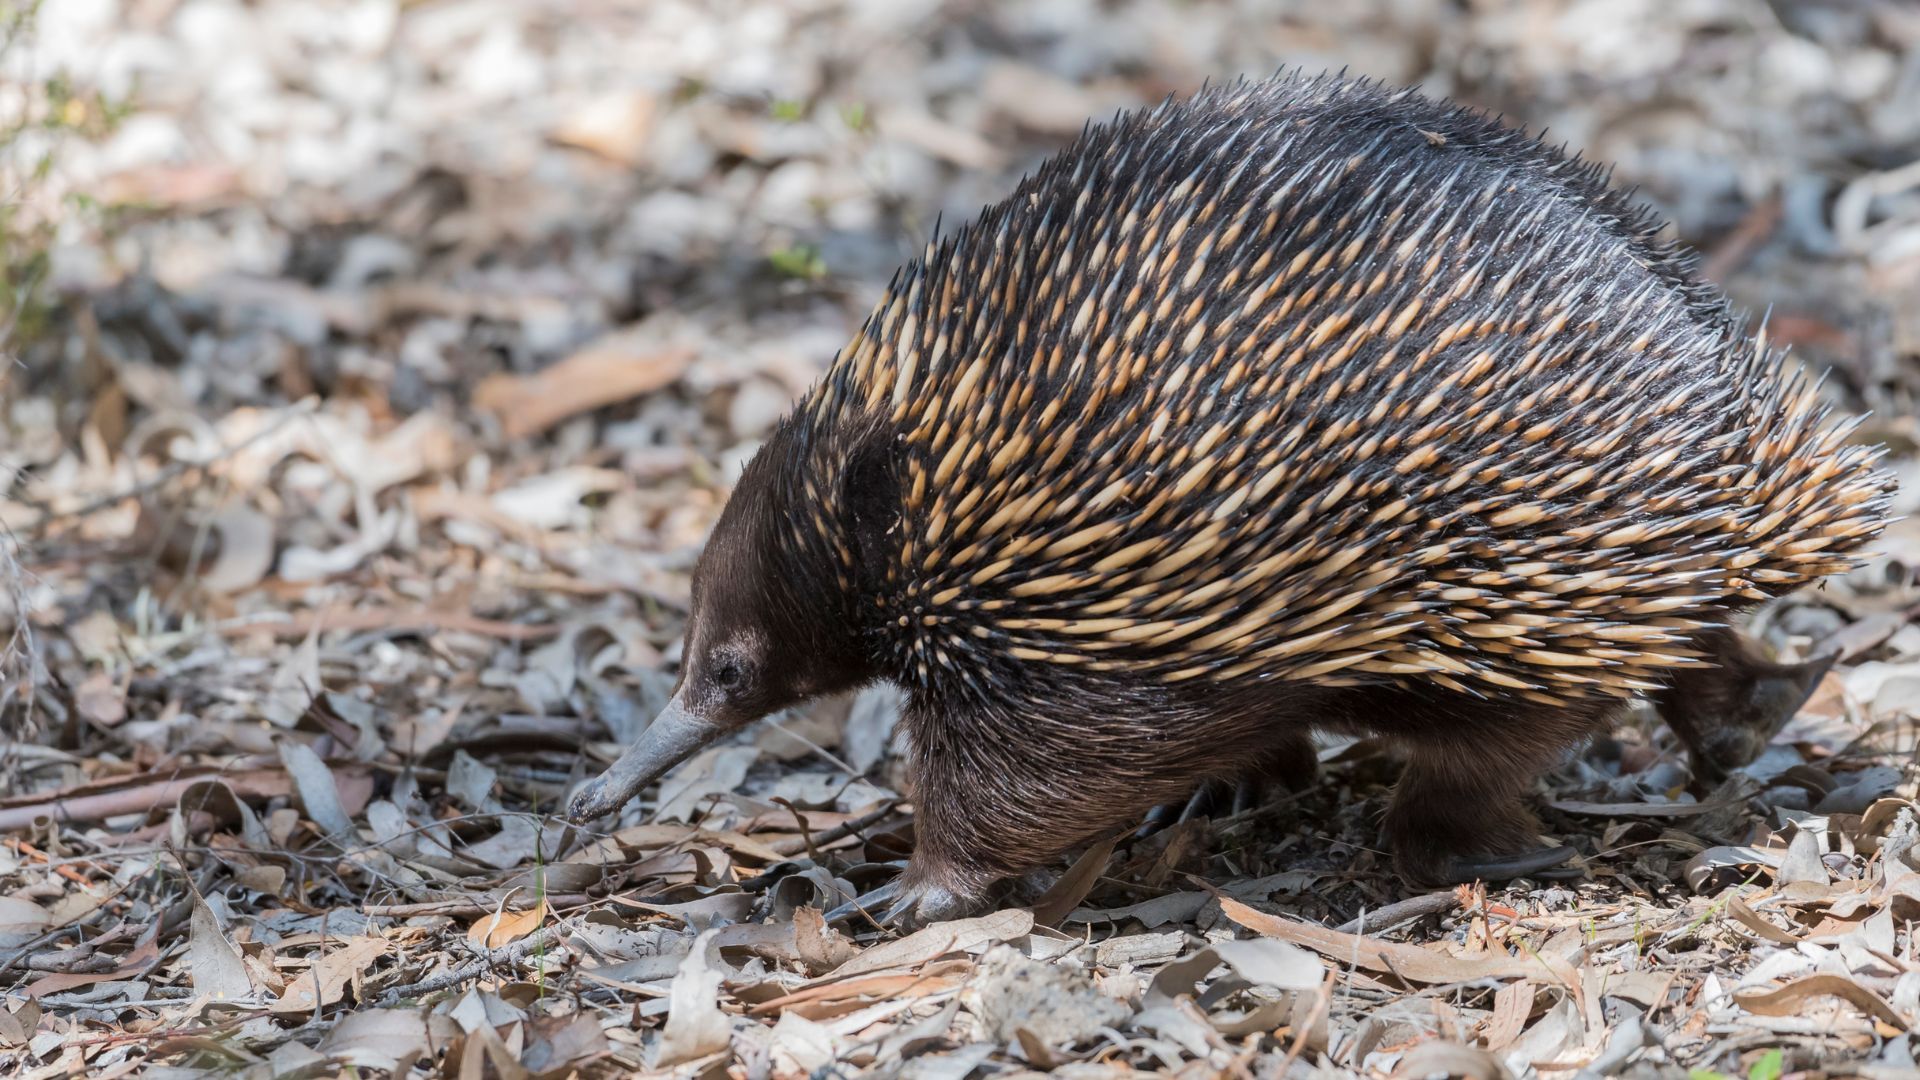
[3,1,1920,1077]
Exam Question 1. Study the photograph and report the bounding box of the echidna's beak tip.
[568,692,718,823]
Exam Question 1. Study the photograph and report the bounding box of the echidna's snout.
[569,535,840,823]
[567,691,725,822]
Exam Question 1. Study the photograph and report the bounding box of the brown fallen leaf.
[813,907,1035,984]
[22,939,161,999]
[1726,897,1804,945]
[187,890,254,1002]
[270,937,390,1015]
[747,959,973,1018]
[1217,896,1551,984]
[73,671,126,729]
[1734,974,1907,1028]
[468,894,548,950]
[1481,980,1535,1051]
[1031,837,1117,927]
[473,335,693,438]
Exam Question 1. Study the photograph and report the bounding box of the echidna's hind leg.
[1654,626,1835,783]
[1367,691,1604,886]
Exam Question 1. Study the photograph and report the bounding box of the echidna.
[569,73,1892,924]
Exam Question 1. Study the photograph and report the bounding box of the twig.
[377,926,561,1005]
[767,800,902,857]
[361,894,592,919]
[1334,889,1464,936]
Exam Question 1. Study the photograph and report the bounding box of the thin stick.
[362,894,592,919]
[767,801,902,857]
[377,926,560,1005]
[1334,889,1464,936]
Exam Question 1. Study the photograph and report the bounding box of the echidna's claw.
[824,879,902,924]
[824,876,973,929]
[1443,844,1578,883]
[1134,777,1261,838]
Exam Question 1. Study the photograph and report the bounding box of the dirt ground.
[3,1,1920,1076]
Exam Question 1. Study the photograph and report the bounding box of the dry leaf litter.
[2,1,1919,1077]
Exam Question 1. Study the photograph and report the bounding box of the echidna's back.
[823,73,1891,703]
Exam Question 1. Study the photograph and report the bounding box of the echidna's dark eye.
[711,658,744,692]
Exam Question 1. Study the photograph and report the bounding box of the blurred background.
[2,2,1920,1072]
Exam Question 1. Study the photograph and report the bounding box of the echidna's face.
[673,531,801,730]
[566,428,875,824]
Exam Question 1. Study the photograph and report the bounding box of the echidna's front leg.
[824,783,1018,929]
[1655,626,1835,782]
[831,710,1201,928]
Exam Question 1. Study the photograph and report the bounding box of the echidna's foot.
[1438,844,1578,884]
[1657,629,1837,783]
[1388,795,1565,888]
[823,875,979,930]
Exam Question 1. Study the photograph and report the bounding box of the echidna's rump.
[573,72,1893,923]
[806,73,1890,704]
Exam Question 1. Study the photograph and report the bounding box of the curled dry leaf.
[814,907,1035,984]
[1734,974,1909,1028]
[654,928,732,1068]
[187,890,253,1002]
[270,937,390,1016]
[1218,896,1546,984]
[199,504,277,594]
[1684,845,1785,891]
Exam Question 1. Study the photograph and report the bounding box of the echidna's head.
[567,404,892,823]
